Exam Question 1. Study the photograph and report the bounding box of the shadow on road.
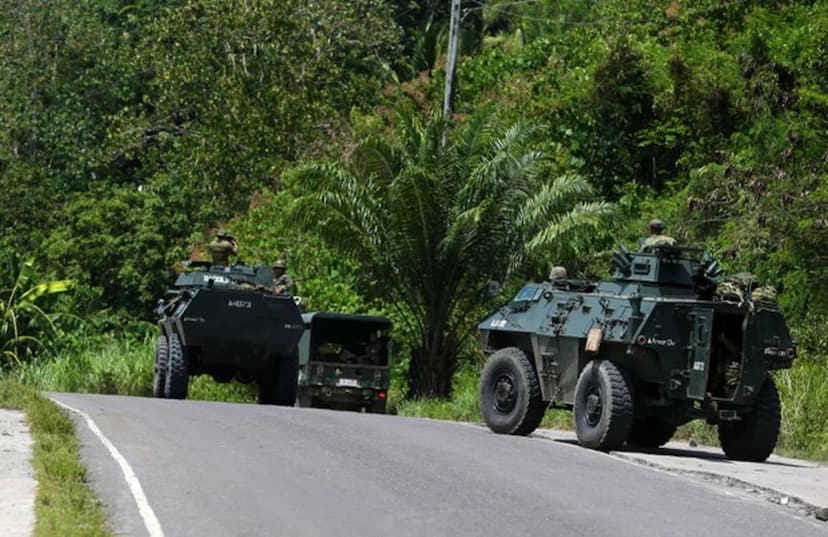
[549,438,809,468]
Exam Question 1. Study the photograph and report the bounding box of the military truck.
[154,261,304,405]
[296,312,392,413]
[478,245,796,461]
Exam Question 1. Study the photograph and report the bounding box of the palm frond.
[525,200,614,256]
[350,136,400,184]
[517,174,597,229]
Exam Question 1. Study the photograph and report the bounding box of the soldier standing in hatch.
[270,260,296,295]
[641,219,676,251]
[548,266,568,281]
[209,229,238,266]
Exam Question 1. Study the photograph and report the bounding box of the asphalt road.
[51,393,826,537]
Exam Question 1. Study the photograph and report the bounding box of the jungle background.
[1,0,826,458]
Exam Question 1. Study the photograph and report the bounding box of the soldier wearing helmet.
[641,219,676,251]
[209,228,238,266]
[270,259,295,295]
[548,266,568,280]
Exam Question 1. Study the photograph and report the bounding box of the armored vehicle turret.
[154,261,304,405]
[478,245,796,461]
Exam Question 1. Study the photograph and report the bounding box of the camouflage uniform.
[362,333,385,365]
[641,219,676,251]
[271,260,295,295]
[209,229,238,266]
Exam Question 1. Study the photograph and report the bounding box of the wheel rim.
[492,372,518,413]
[584,386,603,426]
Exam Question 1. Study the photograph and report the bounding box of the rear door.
[687,308,713,400]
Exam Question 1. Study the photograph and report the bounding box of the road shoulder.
[0,409,35,537]
[534,428,828,522]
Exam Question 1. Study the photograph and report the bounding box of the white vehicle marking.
[51,399,165,537]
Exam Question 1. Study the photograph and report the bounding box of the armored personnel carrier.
[296,312,392,413]
[478,245,796,461]
[154,261,304,405]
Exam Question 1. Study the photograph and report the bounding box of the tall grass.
[9,334,255,403]
[776,357,828,459]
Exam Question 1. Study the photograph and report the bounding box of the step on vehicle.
[154,261,304,405]
[296,312,392,413]
[478,245,796,461]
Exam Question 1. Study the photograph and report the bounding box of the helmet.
[648,219,665,232]
[548,266,568,280]
[217,228,229,238]
[272,260,286,269]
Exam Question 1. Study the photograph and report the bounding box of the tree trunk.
[406,332,458,399]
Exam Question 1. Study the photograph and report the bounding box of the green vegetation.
[13,334,256,404]
[290,107,609,396]
[0,1,826,458]
[0,381,112,537]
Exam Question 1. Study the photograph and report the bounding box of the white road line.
[51,399,164,537]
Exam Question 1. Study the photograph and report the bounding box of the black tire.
[369,398,388,414]
[258,353,298,406]
[296,393,313,408]
[479,347,547,436]
[718,376,781,462]
[627,417,678,448]
[164,333,189,400]
[573,360,634,451]
[152,335,168,398]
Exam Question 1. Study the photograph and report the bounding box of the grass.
[10,334,256,404]
[0,380,112,537]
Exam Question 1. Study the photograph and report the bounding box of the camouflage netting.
[714,272,778,310]
[714,280,746,303]
[751,285,779,311]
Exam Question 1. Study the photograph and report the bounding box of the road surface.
[51,393,826,537]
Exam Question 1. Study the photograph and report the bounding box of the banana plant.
[1,257,74,366]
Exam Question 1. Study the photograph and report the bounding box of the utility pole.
[443,0,461,119]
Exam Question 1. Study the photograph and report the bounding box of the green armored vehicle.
[296,312,392,413]
[478,245,796,461]
[154,261,304,405]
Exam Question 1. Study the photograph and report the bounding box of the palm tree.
[290,108,610,397]
[1,257,74,366]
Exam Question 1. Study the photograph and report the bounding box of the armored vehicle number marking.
[693,361,706,371]
[337,378,360,388]
[490,319,508,328]
[208,276,230,284]
[228,300,253,309]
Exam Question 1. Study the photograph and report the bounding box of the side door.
[687,308,713,400]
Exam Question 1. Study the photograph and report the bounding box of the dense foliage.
[290,107,608,396]
[0,1,825,445]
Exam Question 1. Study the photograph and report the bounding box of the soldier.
[361,331,385,365]
[209,228,238,266]
[548,266,568,280]
[271,260,295,295]
[641,219,676,251]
